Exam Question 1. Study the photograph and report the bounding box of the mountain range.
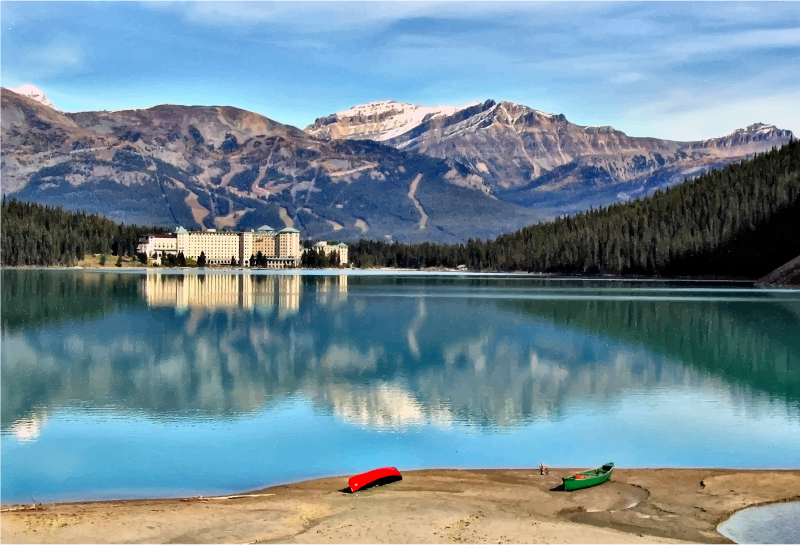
[2,86,793,242]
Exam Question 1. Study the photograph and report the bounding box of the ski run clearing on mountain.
[407,173,428,230]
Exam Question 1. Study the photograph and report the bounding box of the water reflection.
[140,273,305,315]
[3,271,799,435]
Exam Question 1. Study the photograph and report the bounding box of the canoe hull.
[348,467,402,492]
[562,463,614,491]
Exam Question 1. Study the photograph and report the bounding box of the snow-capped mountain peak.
[307,100,480,142]
[8,84,59,111]
[335,100,416,118]
[714,123,777,139]
[680,123,793,158]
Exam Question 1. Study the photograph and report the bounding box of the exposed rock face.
[310,99,794,211]
[757,254,800,287]
[306,100,482,142]
[1,88,538,243]
[687,123,794,156]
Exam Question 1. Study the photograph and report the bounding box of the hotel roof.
[278,227,300,234]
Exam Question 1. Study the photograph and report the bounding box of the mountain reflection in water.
[3,271,799,435]
[4,270,800,503]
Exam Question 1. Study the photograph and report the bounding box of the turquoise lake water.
[2,270,799,504]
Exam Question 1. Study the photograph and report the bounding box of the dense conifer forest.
[1,199,164,267]
[351,139,800,278]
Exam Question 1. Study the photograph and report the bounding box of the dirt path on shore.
[3,469,799,544]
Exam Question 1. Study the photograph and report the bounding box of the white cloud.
[664,27,800,57]
[28,40,83,68]
[139,0,620,28]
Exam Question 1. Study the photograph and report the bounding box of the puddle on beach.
[717,502,800,544]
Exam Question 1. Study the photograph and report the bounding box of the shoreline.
[0,265,763,282]
[4,465,800,508]
[3,468,799,543]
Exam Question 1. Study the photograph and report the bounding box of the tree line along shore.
[2,139,799,281]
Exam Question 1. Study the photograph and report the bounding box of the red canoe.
[348,467,402,492]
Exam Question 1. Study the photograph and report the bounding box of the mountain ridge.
[310,98,792,218]
[1,87,540,243]
[2,85,794,243]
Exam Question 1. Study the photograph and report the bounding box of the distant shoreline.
[1,265,762,282]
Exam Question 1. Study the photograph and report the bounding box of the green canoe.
[562,462,614,491]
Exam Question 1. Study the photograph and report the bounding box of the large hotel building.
[137,225,306,268]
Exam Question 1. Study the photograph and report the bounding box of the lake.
[2,269,799,504]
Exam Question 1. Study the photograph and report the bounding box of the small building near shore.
[304,241,349,265]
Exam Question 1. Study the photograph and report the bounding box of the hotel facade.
[137,225,304,268]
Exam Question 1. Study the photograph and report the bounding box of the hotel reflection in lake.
[139,273,349,314]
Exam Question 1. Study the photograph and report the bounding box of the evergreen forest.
[350,140,800,278]
[1,198,164,267]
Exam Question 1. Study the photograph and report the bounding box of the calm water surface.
[2,270,799,503]
[718,501,800,544]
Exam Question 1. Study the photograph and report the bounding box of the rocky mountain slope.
[3,86,793,244]
[308,99,794,214]
[1,88,539,243]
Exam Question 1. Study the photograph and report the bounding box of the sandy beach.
[2,468,799,544]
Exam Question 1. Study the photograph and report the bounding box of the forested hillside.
[351,139,800,278]
[1,199,163,266]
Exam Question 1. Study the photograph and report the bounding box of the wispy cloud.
[139,0,612,27]
[664,27,800,56]
[2,2,798,139]
[622,91,800,141]
[21,38,85,77]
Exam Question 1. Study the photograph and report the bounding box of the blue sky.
[2,1,799,140]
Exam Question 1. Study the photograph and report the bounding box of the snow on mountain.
[708,123,783,141]
[689,123,793,157]
[307,99,479,141]
[8,84,58,110]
